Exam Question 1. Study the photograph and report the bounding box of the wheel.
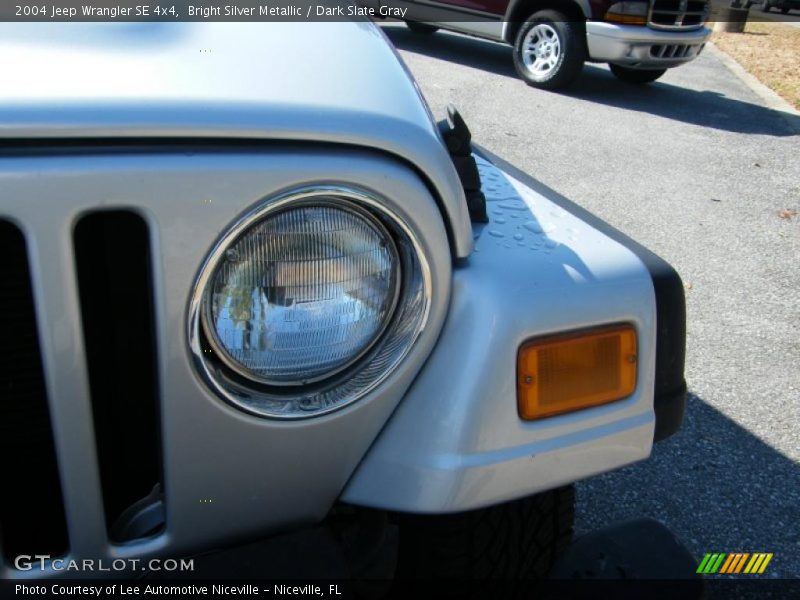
[609,64,667,84]
[781,6,790,13]
[405,21,439,35]
[396,486,575,579]
[761,0,772,12]
[513,11,585,90]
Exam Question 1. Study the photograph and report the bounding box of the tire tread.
[396,486,575,580]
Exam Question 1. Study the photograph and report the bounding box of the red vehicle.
[388,0,712,88]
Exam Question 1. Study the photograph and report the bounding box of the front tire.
[761,0,772,12]
[609,64,668,84]
[405,21,439,35]
[513,12,585,90]
[396,486,575,579]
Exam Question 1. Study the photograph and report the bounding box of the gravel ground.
[714,22,800,110]
[381,23,800,578]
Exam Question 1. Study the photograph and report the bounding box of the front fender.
[341,148,685,513]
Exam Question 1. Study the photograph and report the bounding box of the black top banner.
[2,1,798,22]
[2,1,408,21]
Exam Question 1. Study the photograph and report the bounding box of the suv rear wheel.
[609,64,668,84]
[396,486,575,579]
[513,12,585,90]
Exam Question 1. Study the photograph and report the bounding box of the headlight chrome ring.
[188,185,432,420]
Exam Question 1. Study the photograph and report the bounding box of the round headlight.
[190,185,432,419]
[203,202,400,385]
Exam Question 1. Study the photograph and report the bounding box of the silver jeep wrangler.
[0,21,686,582]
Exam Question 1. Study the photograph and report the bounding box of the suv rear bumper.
[586,22,711,68]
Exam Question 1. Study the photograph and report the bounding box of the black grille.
[74,212,164,542]
[650,44,698,58]
[649,0,708,30]
[0,220,70,562]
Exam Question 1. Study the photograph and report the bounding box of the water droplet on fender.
[523,220,555,234]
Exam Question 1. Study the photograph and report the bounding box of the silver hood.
[0,21,472,257]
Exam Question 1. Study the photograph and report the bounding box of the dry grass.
[711,20,800,110]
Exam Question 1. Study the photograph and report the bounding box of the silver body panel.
[0,148,452,578]
[1,20,668,574]
[0,22,473,258]
[431,19,505,41]
[586,22,710,68]
[342,155,657,512]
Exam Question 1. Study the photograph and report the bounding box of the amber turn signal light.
[517,324,637,421]
[604,13,647,25]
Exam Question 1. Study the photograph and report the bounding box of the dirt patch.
[711,20,800,110]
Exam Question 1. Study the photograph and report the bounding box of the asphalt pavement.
[381,23,800,579]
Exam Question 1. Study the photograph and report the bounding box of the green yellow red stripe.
[758,554,773,574]
[734,553,750,574]
[698,552,773,575]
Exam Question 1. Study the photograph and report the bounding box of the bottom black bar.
[2,579,798,600]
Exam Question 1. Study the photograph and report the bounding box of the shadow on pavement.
[383,26,800,137]
[576,392,800,579]
[568,63,799,137]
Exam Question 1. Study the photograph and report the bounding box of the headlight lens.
[204,202,400,386]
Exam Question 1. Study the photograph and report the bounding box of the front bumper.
[586,22,711,68]
[483,150,687,443]
[342,149,687,514]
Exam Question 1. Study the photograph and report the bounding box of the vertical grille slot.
[649,0,708,30]
[74,211,165,543]
[650,44,697,59]
[0,220,70,563]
